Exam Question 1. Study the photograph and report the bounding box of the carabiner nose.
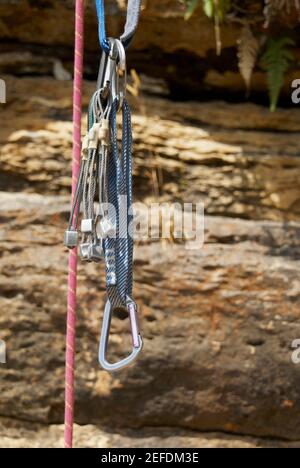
[98,297,143,372]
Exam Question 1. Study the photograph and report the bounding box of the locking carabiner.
[98,297,143,372]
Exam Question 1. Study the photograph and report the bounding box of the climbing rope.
[64,0,142,448]
[64,0,85,449]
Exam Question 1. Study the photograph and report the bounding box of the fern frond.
[237,25,260,91]
[261,37,295,111]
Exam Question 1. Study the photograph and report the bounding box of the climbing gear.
[99,297,142,372]
[64,1,143,380]
[95,0,142,52]
[64,0,85,449]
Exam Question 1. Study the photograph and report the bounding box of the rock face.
[0,0,299,98]
[1,0,300,449]
[1,423,299,449]
[0,74,300,446]
[1,76,300,220]
[0,191,300,442]
[0,72,300,446]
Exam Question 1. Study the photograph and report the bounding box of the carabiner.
[114,39,127,110]
[98,297,143,372]
[97,39,116,99]
[96,38,127,111]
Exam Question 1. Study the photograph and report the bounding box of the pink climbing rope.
[64,0,85,449]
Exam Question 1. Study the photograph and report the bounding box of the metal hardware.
[96,216,116,239]
[97,38,127,111]
[64,230,78,249]
[79,242,91,261]
[98,297,143,372]
[127,299,140,348]
[114,39,127,110]
[80,242,103,262]
[88,243,103,262]
[81,218,94,234]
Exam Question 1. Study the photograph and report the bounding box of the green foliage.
[203,0,231,21]
[261,37,295,111]
[203,0,213,17]
[184,0,199,20]
[180,1,299,110]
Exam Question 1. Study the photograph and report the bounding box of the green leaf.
[203,0,214,18]
[184,0,199,20]
[203,0,231,20]
[261,37,295,111]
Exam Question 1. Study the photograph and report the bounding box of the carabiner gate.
[97,38,127,111]
[98,297,143,372]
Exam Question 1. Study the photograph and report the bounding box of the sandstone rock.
[0,422,299,448]
[0,1,299,97]
[0,61,299,446]
[0,192,300,441]
[0,1,238,56]
[0,76,299,221]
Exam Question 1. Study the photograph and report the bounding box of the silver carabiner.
[114,39,127,110]
[98,297,143,372]
[97,40,117,100]
[96,38,127,111]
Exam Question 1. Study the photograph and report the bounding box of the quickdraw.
[65,1,143,373]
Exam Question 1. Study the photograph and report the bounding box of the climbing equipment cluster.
[65,0,143,373]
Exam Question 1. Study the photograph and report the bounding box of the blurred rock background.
[0,0,300,448]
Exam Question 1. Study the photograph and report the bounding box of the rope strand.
[64,0,85,449]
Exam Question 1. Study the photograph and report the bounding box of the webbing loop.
[95,0,142,52]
